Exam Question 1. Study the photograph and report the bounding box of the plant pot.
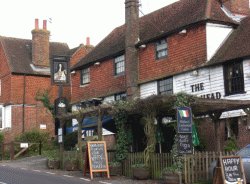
[132,166,151,180]
[47,159,59,169]
[64,160,78,171]
[162,171,180,184]
[109,164,122,176]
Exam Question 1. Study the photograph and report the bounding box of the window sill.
[80,83,90,88]
[155,56,168,61]
[224,91,247,97]
[114,73,125,77]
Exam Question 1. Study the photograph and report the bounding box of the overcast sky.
[0,0,178,49]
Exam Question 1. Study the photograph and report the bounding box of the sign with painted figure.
[51,55,70,86]
[177,107,192,133]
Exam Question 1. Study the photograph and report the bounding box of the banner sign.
[177,107,192,133]
[51,55,70,86]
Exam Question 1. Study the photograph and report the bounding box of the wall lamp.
[190,70,199,76]
[94,62,100,66]
[179,29,187,34]
[139,44,146,48]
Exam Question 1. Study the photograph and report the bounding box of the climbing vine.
[35,88,54,115]
[171,92,196,172]
[112,101,134,163]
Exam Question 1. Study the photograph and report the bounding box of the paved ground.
[0,156,166,184]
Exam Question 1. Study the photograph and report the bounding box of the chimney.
[31,19,50,68]
[223,0,250,15]
[86,37,90,45]
[125,0,140,100]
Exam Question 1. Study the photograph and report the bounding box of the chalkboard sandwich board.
[84,141,110,179]
[213,155,246,184]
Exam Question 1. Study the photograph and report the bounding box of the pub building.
[70,0,250,152]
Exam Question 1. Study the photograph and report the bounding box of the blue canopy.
[66,115,114,133]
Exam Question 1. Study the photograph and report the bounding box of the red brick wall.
[139,25,207,83]
[0,42,11,105]
[198,117,250,151]
[6,75,70,106]
[3,101,55,143]
[71,59,126,103]
[104,134,116,150]
[70,46,89,67]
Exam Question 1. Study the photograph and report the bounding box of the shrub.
[224,137,238,152]
[14,128,52,156]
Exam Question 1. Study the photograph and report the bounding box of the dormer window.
[114,55,125,75]
[155,38,168,60]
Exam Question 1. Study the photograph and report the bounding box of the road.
[0,165,98,184]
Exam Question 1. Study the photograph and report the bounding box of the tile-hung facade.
[71,0,250,151]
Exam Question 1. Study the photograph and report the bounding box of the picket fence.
[117,151,234,183]
[63,150,235,183]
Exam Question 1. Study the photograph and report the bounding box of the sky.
[0,0,178,49]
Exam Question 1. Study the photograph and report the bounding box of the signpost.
[84,141,110,179]
[51,55,70,169]
[213,155,246,184]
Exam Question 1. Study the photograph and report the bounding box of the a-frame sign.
[83,141,110,179]
[213,155,246,184]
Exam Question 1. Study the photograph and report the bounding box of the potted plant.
[132,163,151,180]
[162,166,180,184]
[64,157,78,171]
[108,161,122,176]
[47,155,59,169]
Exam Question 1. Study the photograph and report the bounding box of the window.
[224,60,244,95]
[115,93,127,101]
[155,38,168,60]
[225,118,239,140]
[158,77,173,95]
[80,68,90,85]
[114,55,125,75]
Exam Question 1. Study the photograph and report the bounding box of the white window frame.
[114,55,125,75]
[80,68,90,85]
[155,38,168,60]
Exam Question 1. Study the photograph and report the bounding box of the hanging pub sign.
[51,55,70,86]
[177,107,192,133]
[54,97,68,115]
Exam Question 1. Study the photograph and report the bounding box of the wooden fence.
[62,150,235,183]
[122,151,235,182]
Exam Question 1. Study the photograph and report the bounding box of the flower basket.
[162,170,180,184]
[47,159,59,169]
[109,162,122,176]
[132,165,151,180]
[64,160,78,171]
